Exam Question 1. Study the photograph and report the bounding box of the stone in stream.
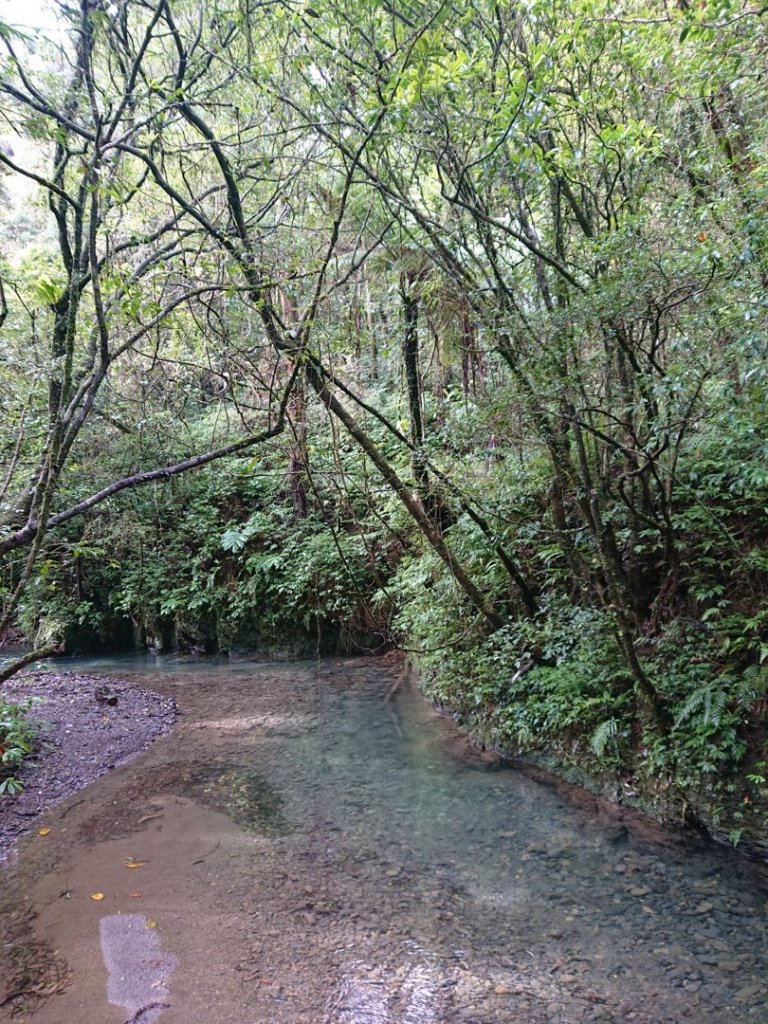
[734,983,763,1003]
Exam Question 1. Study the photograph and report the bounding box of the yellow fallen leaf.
[145,920,157,929]
[124,858,147,868]
[90,893,105,901]
[37,827,51,836]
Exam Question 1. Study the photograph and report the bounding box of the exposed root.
[123,1001,171,1024]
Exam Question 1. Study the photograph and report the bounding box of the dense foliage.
[0,697,40,794]
[0,0,766,843]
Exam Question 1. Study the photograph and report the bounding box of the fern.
[676,685,728,726]
[591,718,618,758]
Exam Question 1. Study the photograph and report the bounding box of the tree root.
[123,1002,171,1024]
[384,667,407,703]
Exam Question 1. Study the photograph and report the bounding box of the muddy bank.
[0,671,177,851]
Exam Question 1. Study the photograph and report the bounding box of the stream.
[1,655,767,1023]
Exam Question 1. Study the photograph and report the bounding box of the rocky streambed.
[1,656,766,1024]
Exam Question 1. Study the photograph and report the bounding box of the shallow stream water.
[1,656,767,1023]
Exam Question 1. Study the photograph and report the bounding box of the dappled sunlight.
[100,913,176,1024]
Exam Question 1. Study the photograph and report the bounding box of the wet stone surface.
[1,655,767,1023]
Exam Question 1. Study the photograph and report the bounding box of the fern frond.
[677,685,727,726]
[591,718,618,757]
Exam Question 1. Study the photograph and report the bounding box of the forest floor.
[0,671,177,851]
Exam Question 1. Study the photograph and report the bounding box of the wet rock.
[94,685,119,706]
[695,901,714,914]
[697,954,721,966]
[605,825,629,845]
[734,984,763,1002]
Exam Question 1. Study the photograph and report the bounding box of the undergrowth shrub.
[0,698,40,795]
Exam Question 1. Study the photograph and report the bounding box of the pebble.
[735,984,762,1003]
[630,886,651,897]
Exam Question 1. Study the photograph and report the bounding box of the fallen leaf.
[129,892,143,898]
[124,858,148,868]
[90,893,105,901]
[37,827,51,836]
[145,920,157,929]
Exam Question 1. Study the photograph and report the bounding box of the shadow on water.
[2,655,767,1024]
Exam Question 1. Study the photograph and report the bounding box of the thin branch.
[0,370,298,557]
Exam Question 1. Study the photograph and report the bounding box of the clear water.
[2,656,767,1024]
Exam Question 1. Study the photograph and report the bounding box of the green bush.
[0,698,40,795]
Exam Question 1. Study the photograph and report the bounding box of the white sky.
[1,0,59,34]
[0,1,62,207]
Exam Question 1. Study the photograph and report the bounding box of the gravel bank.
[0,671,177,851]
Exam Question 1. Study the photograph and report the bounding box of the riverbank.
[0,671,177,851]
[431,700,768,866]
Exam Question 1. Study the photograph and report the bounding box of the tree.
[1,0,766,792]
[0,0,531,679]
[277,0,768,721]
